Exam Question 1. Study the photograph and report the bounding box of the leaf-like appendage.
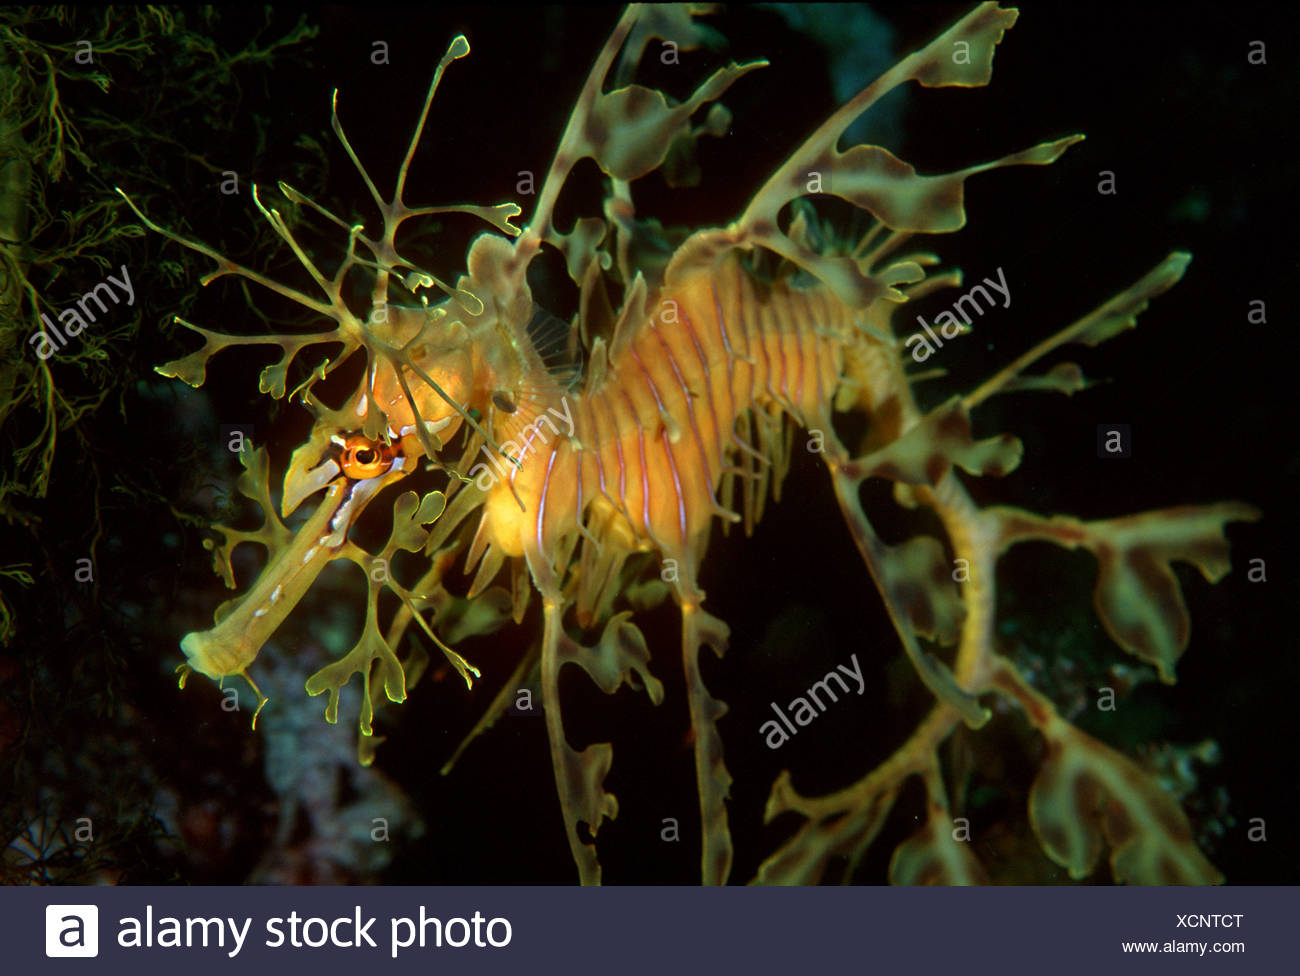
[662,5,1080,306]
[965,253,1191,410]
[757,774,901,886]
[880,535,966,645]
[557,610,663,704]
[995,502,1260,681]
[889,805,989,885]
[855,397,1022,486]
[1088,506,1258,682]
[999,361,1088,397]
[303,488,457,738]
[203,446,292,589]
[155,320,229,388]
[615,2,725,86]
[305,604,408,735]
[381,490,445,558]
[1028,715,1223,884]
[585,64,764,183]
[756,709,957,884]
[549,216,610,290]
[682,607,732,884]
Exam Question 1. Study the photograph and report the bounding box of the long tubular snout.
[180,481,350,680]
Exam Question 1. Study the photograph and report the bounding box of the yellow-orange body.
[482,258,853,576]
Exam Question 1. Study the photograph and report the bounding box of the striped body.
[481,256,857,594]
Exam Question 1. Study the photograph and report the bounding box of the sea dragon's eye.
[338,435,395,479]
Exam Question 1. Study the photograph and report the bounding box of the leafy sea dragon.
[120,4,1257,883]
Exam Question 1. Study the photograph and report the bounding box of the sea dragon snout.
[179,438,413,691]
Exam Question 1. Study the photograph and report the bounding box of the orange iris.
[338,434,396,479]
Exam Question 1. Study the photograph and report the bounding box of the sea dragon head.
[116,35,524,725]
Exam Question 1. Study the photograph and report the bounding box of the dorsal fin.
[523,304,583,392]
